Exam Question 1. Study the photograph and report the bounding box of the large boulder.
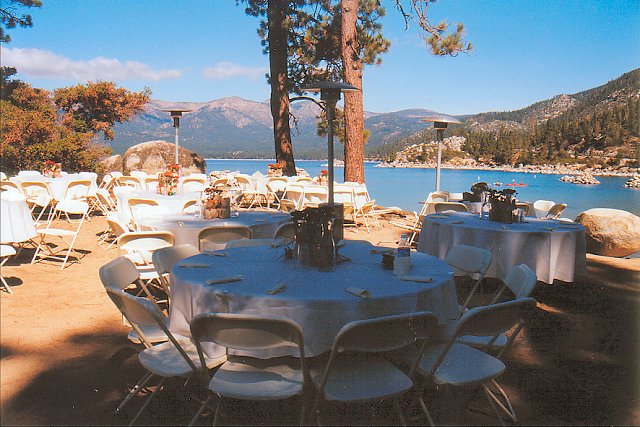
[121,140,206,175]
[99,154,123,174]
[575,208,640,257]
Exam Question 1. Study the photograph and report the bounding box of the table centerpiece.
[267,163,283,177]
[158,164,181,196]
[43,160,62,178]
[488,188,518,223]
[203,187,231,219]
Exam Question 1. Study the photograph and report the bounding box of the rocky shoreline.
[375,160,639,178]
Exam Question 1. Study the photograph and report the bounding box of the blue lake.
[206,159,640,218]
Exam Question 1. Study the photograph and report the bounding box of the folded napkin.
[399,275,433,283]
[267,283,286,295]
[345,287,370,299]
[254,218,267,223]
[178,262,211,268]
[429,214,448,219]
[500,225,509,230]
[450,220,464,224]
[559,224,579,229]
[541,227,556,231]
[202,251,228,257]
[206,275,243,285]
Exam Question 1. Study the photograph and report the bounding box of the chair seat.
[1,245,17,258]
[415,343,505,386]
[37,228,76,237]
[139,336,225,378]
[210,356,304,400]
[310,355,413,402]
[456,333,508,349]
[127,323,169,345]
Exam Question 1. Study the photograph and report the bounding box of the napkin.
[429,214,448,219]
[399,275,433,283]
[559,224,579,229]
[267,283,287,295]
[202,251,228,257]
[254,219,267,223]
[345,287,370,299]
[178,262,211,268]
[206,275,243,285]
[541,227,556,231]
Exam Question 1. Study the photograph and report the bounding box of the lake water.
[206,159,640,218]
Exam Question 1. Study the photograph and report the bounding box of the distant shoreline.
[204,158,638,178]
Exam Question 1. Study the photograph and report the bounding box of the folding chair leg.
[188,394,212,427]
[393,398,407,426]
[213,398,223,426]
[1,275,13,294]
[483,380,517,424]
[129,377,166,426]
[116,371,154,414]
[416,393,435,427]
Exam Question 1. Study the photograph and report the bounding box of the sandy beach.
[1,212,639,425]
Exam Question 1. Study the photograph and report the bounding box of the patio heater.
[160,108,193,165]
[420,114,461,192]
[302,81,359,207]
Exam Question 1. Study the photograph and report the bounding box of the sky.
[2,0,639,115]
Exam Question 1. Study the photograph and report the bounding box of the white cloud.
[202,61,267,80]
[0,47,182,81]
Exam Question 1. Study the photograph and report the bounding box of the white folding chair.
[106,288,225,425]
[99,215,131,249]
[281,185,305,211]
[198,226,252,252]
[20,180,56,224]
[0,180,23,194]
[300,186,328,208]
[273,222,295,242]
[99,256,169,346]
[144,176,159,192]
[31,200,89,269]
[181,177,207,193]
[457,264,537,350]
[189,313,309,426]
[1,245,17,294]
[544,203,567,219]
[310,311,439,425]
[62,179,92,202]
[434,202,468,213]
[127,198,160,230]
[444,244,493,312]
[117,231,175,299]
[533,200,555,218]
[409,298,537,425]
[151,244,200,300]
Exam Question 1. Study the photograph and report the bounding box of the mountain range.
[109,68,639,159]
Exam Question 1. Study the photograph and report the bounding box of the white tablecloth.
[11,174,98,201]
[138,210,292,246]
[1,193,37,243]
[169,240,458,357]
[114,189,197,224]
[417,212,587,284]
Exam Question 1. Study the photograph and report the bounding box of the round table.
[1,192,37,243]
[114,188,198,224]
[169,240,458,358]
[138,210,292,247]
[417,212,587,284]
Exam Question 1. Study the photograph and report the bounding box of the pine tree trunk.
[268,0,296,176]
[341,0,365,183]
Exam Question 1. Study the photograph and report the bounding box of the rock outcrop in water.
[576,208,640,257]
[559,173,601,185]
[624,176,640,188]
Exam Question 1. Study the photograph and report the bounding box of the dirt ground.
[1,213,638,425]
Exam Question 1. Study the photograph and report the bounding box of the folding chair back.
[455,298,537,340]
[119,175,141,189]
[334,184,355,205]
[427,191,449,202]
[17,170,41,178]
[182,177,206,192]
[545,203,567,219]
[267,177,288,193]
[445,244,492,279]
[533,199,555,218]
[20,180,52,198]
[234,174,254,190]
[191,312,305,355]
[515,202,530,216]
[491,264,537,304]
[273,222,295,240]
[301,186,328,207]
[63,179,92,201]
[294,176,313,184]
[333,311,438,354]
[152,244,200,276]
[128,197,160,228]
[99,256,142,291]
[282,185,304,209]
[211,177,229,188]
[434,202,468,213]
[144,177,159,192]
[0,180,22,194]
[198,226,252,251]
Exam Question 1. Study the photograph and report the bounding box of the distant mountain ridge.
[110,68,639,160]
